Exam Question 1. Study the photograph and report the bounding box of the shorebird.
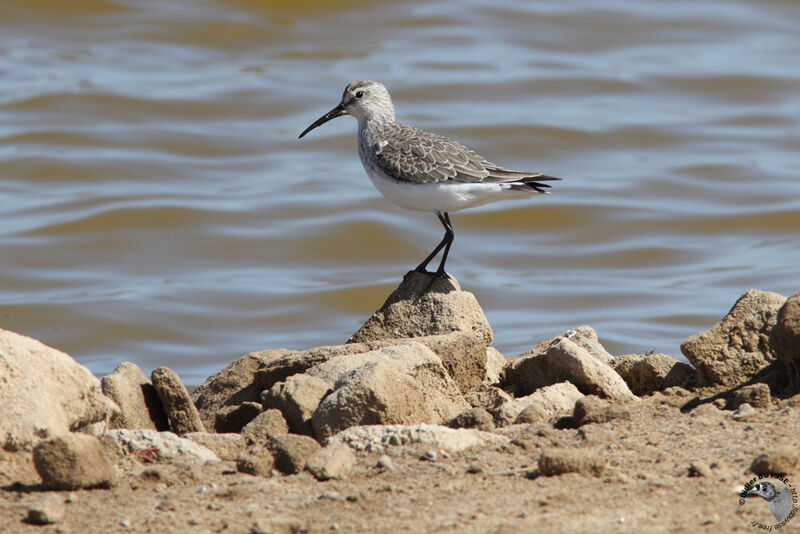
[747,481,793,522]
[299,80,560,276]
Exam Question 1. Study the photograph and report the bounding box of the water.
[1,0,798,384]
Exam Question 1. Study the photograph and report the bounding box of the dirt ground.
[2,386,799,534]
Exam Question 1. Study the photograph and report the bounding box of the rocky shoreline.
[1,271,799,532]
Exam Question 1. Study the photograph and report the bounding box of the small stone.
[268,434,322,475]
[729,383,771,410]
[538,448,605,477]
[120,519,132,528]
[421,449,437,462]
[319,491,342,501]
[26,494,65,525]
[573,396,630,426]
[241,409,289,445]
[377,455,396,471]
[214,402,263,434]
[151,367,205,434]
[731,403,757,421]
[749,446,799,475]
[236,449,275,477]
[514,403,550,424]
[262,374,331,435]
[184,432,246,462]
[446,408,494,431]
[306,443,356,481]
[688,462,711,477]
[33,433,117,490]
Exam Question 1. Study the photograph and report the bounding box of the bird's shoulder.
[370,122,493,184]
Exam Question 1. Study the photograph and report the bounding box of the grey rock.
[184,432,246,461]
[268,434,322,475]
[0,328,119,451]
[681,289,786,386]
[611,353,696,396]
[327,423,509,454]
[26,494,65,525]
[33,433,117,490]
[241,409,289,445]
[192,350,291,431]
[305,443,356,480]
[151,367,205,434]
[502,338,636,401]
[214,401,262,434]
[104,429,219,463]
[101,362,168,431]
[262,374,331,435]
[771,292,800,392]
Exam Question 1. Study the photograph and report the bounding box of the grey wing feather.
[374,123,559,188]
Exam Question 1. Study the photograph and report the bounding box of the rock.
[151,367,205,434]
[33,434,117,490]
[104,429,219,463]
[484,347,506,384]
[327,424,509,454]
[514,404,550,424]
[729,383,771,410]
[309,343,468,440]
[680,289,786,386]
[502,338,636,401]
[510,326,613,367]
[192,350,291,430]
[184,432,246,461]
[241,409,289,445]
[101,362,169,431]
[262,374,331,435]
[771,292,800,391]
[347,271,494,392]
[26,494,65,525]
[611,353,695,396]
[254,344,371,391]
[268,434,322,475]
[0,328,119,451]
[214,402,263,434]
[731,403,757,421]
[749,446,799,475]
[508,382,585,425]
[251,517,306,534]
[236,448,275,477]
[312,359,434,441]
[573,395,631,426]
[305,443,356,480]
[463,385,515,424]
[446,408,495,431]
[688,462,712,478]
[376,454,396,471]
[538,448,605,477]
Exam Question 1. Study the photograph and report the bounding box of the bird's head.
[747,482,777,501]
[299,80,395,138]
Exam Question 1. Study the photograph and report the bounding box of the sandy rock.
[538,448,605,477]
[184,432,246,461]
[463,385,516,424]
[101,362,168,431]
[254,344,371,391]
[611,353,695,396]
[192,350,290,431]
[305,443,356,480]
[312,359,435,441]
[731,403,758,421]
[241,409,289,445]
[26,493,66,524]
[328,423,509,454]
[680,289,786,386]
[771,292,800,391]
[309,343,469,440]
[347,271,493,392]
[236,448,275,477]
[510,326,613,367]
[33,433,117,490]
[104,429,219,463]
[729,383,771,409]
[262,374,331,435]
[151,367,205,434]
[251,517,306,534]
[749,446,799,475]
[514,404,550,424]
[573,395,631,426]
[268,434,322,475]
[508,382,585,424]
[446,408,495,431]
[502,338,635,401]
[0,328,119,451]
[484,347,506,385]
[214,401,263,434]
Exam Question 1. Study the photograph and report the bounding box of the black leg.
[414,211,454,274]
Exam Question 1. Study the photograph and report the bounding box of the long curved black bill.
[298,104,347,139]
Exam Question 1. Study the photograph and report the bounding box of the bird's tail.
[509,174,562,194]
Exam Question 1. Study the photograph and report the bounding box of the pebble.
[732,403,757,421]
[377,455,396,471]
[421,450,437,462]
[26,494,65,525]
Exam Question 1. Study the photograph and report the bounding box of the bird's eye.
[355,91,364,98]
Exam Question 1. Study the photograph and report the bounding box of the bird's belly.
[364,167,531,213]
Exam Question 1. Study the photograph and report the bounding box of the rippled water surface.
[1,0,798,383]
